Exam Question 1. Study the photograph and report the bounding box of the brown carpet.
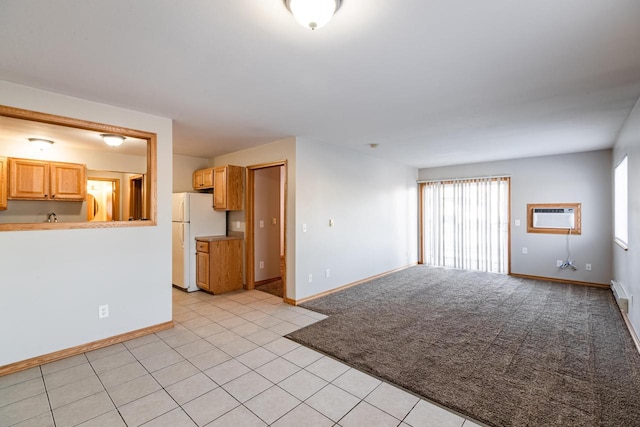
[255,279,283,298]
[287,266,640,427]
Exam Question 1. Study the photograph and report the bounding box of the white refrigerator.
[172,192,226,292]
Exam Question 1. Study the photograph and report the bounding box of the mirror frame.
[0,104,157,231]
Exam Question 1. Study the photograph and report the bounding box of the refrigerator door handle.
[180,200,185,221]
[180,223,185,247]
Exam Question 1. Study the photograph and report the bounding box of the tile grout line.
[41,364,57,427]
[6,289,465,427]
[84,346,132,426]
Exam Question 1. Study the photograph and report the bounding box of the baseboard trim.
[620,307,640,355]
[254,277,281,286]
[291,264,416,306]
[509,273,609,289]
[0,321,174,377]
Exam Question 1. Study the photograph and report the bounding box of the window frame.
[614,155,629,250]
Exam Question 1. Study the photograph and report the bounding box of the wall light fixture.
[28,138,55,151]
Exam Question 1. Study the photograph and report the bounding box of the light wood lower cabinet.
[8,158,86,201]
[196,251,210,290]
[195,237,243,294]
[0,157,7,210]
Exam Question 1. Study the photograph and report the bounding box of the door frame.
[128,174,145,220]
[87,177,121,221]
[245,161,289,302]
[418,177,512,274]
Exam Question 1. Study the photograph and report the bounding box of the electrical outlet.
[259,261,264,269]
[308,273,313,283]
[586,263,592,271]
[302,223,307,232]
[259,220,264,228]
[557,260,563,267]
[329,219,334,227]
[272,217,277,225]
[98,304,109,319]
[234,221,240,229]
[325,268,331,278]
[515,219,521,226]
[522,247,528,254]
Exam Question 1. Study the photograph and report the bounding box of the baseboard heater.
[611,280,629,314]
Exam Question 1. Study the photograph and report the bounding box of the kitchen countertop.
[195,235,243,242]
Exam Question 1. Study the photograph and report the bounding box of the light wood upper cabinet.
[0,157,7,210]
[9,158,49,199]
[192,168,214,190]
[50,162,86,200]
[213,165,244,211]
[8,158,86,201]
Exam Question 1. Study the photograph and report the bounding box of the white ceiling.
[1,0,639,168]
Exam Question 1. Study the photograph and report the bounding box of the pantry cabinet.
[0,157,7,210]
[8,158,86,201]
[213,165,244,211]
[192,167,214,190]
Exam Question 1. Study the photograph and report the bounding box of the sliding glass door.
[421,177,510,273]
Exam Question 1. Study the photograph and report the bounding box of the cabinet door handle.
[51,194,55,198]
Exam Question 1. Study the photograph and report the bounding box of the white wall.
[213,137,296,297]
[0,140,146,174]
[0,199,86,223]
[419,150,612,285]
[214,138,419,301]
[173,154,210,193]
[294,139,419,300]
[0,81,173,367]
[612,96,640,335]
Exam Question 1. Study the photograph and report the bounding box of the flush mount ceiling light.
[285,0,342,30]
[28,138,54,151]
[101,134,126,147]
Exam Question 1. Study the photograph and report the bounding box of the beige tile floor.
[0,288,484,426]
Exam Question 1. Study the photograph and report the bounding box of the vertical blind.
[422,177,510,273]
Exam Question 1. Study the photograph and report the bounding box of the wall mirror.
[0,105,157,231]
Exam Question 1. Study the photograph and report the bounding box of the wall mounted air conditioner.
[532,208,575,229]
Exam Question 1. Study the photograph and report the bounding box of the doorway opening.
[128,174,145,220]
[87,178,121,221]
[246,161,287,301]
